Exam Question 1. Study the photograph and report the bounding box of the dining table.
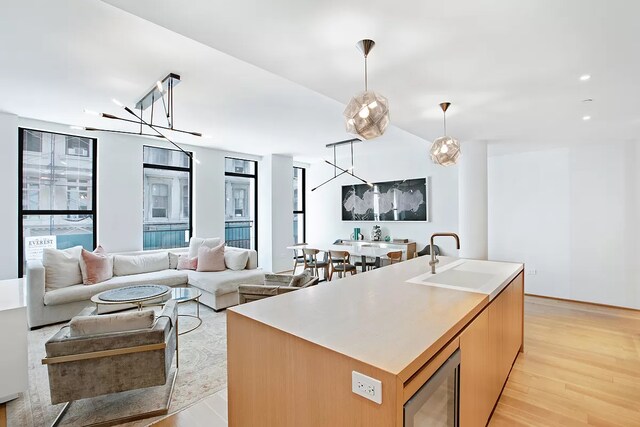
[286,243,396,273]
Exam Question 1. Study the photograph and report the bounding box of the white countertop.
[0,278,26,311]
[406,258,523,301]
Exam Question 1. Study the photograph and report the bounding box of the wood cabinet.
[227,258,524,427]
[459,272,524,427]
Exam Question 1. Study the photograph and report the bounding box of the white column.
[258,155,293,272]
[0,113,18,279]
[458,141,488,259]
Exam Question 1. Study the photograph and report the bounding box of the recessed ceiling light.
[579,74,591,81]
[582,115,591,121]
[69,125,84,130]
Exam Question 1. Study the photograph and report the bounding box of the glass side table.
[168,287,203,335]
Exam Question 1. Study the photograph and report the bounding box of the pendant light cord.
[443,111,447,136]
[364,55,368,92]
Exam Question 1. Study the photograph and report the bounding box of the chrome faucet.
[429,233,461,274]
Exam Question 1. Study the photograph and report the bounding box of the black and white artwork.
[341,178,428,221]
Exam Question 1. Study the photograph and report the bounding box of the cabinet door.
[459,308,496,427]
[460,273,524,427]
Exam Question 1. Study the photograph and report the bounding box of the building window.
[151,183,169,218]
[18,129,97,277]
[293,167,306,244]
[24,131,42,152]
[65,136,91,157]
[181,183,189,218]
[143,146,192,250]
[225,157,257,251]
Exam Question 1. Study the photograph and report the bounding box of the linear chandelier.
[81,73,201,162]
[311,138,373,192]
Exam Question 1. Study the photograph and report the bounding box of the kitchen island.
[227,256,524,426]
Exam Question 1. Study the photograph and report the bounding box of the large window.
[293,167,306,244]
[225,158,257,250]
[143,146,192,250]
[18,129,97,276]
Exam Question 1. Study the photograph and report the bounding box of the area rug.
[7,303,228,427]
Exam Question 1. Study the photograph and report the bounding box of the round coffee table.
[170,287,202,335]
[91,284,171,311]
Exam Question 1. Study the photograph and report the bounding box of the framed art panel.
[342,178,428,222]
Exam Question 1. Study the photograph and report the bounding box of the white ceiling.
[102,0,640,146]
[1,0,639,160]
[0,0,355,159]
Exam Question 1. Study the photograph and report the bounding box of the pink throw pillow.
[196,242,226,272]
[177,255,198,271]
[80,246,113,285]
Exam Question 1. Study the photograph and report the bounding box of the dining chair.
[328,250,357,281]
[386,251,403,265]
[291,243,308,275]
[302,248,329,280]
[354,244,377,271]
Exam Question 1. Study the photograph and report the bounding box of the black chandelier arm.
[311,170,349,192]
[324,160,372,187]
[84,127,162,138]
[124,106,194,160]
[100,112,202,137]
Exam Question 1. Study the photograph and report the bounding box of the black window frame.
[225,157,258,254]
[293,166,306,244]
[142,145,193,250]
[18,128,98,277]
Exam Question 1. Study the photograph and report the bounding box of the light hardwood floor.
[152,296,640,426]
[490,296,640,426]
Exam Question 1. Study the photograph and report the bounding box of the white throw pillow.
[113,252,170,276]
[43,246,83,290]
[224,249,249,271]
[188,237,222,259]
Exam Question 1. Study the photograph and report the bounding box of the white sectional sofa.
[26,246,264,329]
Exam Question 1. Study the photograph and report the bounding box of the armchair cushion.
[69,308,155,337]
[289,270,315,287]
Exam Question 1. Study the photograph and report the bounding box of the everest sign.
[25,236,57,261]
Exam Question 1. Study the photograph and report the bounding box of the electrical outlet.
[352,371,382,404]
[526,269,537,276]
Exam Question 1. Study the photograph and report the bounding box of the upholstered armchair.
[42,300,178,424]
[238,272,320,304]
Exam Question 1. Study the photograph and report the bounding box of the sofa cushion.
[44,270,188,306]
[113,252,170,276]
[197,243,226,272]
[177,254,198,270]
[168,252,180,269]
[187,269,265,297]
[70,309,155,337]
[43,246,83,290]
[224,249,249,271]
[188,237,222,259]
[80,246,114,285]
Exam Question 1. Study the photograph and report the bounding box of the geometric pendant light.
[343,39,390,140]
[430,102,461,166]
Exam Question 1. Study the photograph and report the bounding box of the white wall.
[488,142,640,309]
[306,127,460,255]
[2,117,270,277]
[0,113,18,280]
